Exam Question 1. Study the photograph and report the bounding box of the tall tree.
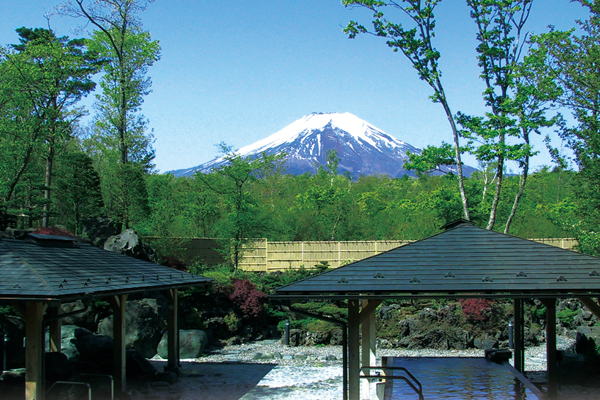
[343,0,557,232]
[527,0,600,254]
[344,0,471,221]
[54,150,104,233]
[57,0,160,167]
[0,28,99,226]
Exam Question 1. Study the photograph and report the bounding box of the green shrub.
[557,308,579,327]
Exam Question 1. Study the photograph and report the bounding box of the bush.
[459,299,492,322]
[228,279,267,319]
[558,308,579,327]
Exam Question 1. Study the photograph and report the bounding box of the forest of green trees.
[2,0,600,263]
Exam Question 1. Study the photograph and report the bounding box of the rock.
[305,330,330,346]
[70,328,114,370]
[57,325,80,360]
[294,353,308,360]
[330,328,343,345]
[157,330,209,359]
[103,229,157,263]
[288,329,303,346]
[126,349,158,378]
[252,353,264,360]
[98,298,166,359]
[325,355,337,361]
[61,300,102,332]
[474,335,498,350]
[82,217,120,248]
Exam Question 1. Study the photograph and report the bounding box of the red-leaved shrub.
[32,226,75,237]
[459,298,492,322]
[228,279,267,319]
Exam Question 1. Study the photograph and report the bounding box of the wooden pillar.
[514,298,524,373]
[348,299,360,400]
[360,300,376,399]
[109,294,128,394]
[543,298,558,400]
[47,306,62,353]
[166,289,180,372]
[25,302,46,400]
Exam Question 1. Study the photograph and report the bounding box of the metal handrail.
[76,373,115,400]
[46,381,92,400]
[361,365,424,400]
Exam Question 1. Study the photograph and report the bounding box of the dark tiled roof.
[0,235,211,301]
[273,222,600,299]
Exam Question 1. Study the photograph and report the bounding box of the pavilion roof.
[273,220,600,300]
[0,233,211,301]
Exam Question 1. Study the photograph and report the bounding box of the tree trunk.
[42,137,55,228]
[438,85,471,221]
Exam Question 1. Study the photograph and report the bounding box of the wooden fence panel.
[155,237,578,272]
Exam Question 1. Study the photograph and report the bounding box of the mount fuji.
[168,112,473,179]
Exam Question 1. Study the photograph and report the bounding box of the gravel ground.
[137,337,600,400]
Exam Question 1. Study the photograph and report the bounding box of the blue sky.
[0,0,589,173]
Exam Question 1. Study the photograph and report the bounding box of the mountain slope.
[169,112,473,178]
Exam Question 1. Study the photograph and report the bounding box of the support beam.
[359,299,382,325]
[25,302,46,400]
[514,298,524,373]
[165,289,180,373]
[109,294,128,394]
[47,306,62,353]
[361,300,377,400]
[579,297,600,320]
[348,299,360,400]
[543,298,557,400]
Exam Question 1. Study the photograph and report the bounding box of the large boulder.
[82,217,120,248]
[98,299,166,358]
[157,330,209,359]
[103,229,157,263]
[61,300,109,333]
[70,328,114,370]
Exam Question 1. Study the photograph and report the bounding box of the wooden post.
[166,289,180,372]
[348,299,360,400]
[25,301,46,400]
[47,306,62,353]
[514,298,524,373]
[109,294,128,394]
[543,298,557,400]
[361,299,377,400]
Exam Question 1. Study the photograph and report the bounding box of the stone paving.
[140,337,600,400]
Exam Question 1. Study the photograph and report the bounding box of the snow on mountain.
[168,112,472,178]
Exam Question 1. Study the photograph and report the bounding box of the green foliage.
[224,311,241,333]
[533,305,546,321]
[314,261,330,273]
[54,150,104,234]
[557,308,579,327]
[194,144,286,268]
[525,2,600,255]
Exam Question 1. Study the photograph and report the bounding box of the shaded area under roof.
[0,234,211,301]
[273,221,600,300]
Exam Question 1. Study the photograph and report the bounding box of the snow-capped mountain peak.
[167,112,473,179]
[238,112,408,156]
